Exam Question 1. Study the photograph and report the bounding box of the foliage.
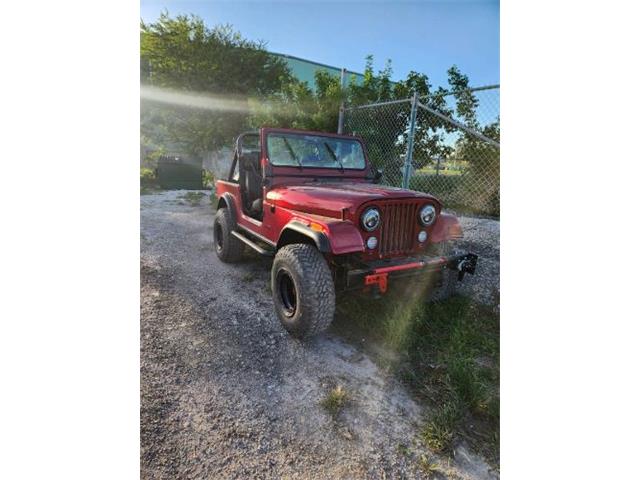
[393,70,455,169]
[423,401,460,452]
[141,148,165,168]
[140,12,292,154]
[140,14,497,211]
[202,170,215,189]
[447,65,500,213]
[447,65,480,130]
[250,70,343,132]
[178,191,205,206]
[252,55,465,172]
[320,385,349,416]
[140,167,156,187]
[418,454,441,476]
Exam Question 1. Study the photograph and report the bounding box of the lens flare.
[140,85,251,113]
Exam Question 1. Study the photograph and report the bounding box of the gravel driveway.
[454,214,500,308]
[140,190,498,479]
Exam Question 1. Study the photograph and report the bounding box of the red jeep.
[214,128,477,338]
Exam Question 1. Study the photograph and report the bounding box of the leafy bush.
[202,170,215,189]
[140,167,157,187]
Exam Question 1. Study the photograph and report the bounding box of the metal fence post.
[402,91,419,189]
[337,68,346,134]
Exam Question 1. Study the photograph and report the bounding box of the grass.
[408,174,500,218]
[418,454,441,476]
[334,290,499,463]
[416,167,463,176]
[140,186,161,195]
[179,191,205,206]
[397,443,410,456]
[423,401,460,452]
[320,385,349,416]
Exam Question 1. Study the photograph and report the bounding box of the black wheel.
[213,208,243,263]
[271,244,335,339]
[429,241,461,302]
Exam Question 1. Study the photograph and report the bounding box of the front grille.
[378,201,422,256]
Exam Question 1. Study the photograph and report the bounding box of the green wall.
[270,52,364,90]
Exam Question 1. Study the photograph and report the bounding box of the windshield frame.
[264,130,368,172]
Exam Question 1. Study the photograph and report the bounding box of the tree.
[447,65,500,214]
[140,12,292,154]
[447,65,480,130]
[391,71,456,170]
[250,70,343,133]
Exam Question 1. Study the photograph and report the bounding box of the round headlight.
[419,204,437,226]
[361,207,381,232]
[366,236,378,249]
[418,231,428,243]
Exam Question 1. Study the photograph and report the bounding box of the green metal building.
[269,52,365,90]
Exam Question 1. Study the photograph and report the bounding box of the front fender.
[278,219,365,255]
[278,221,331,252]
[323,221,365,254]
[430,213,463,243]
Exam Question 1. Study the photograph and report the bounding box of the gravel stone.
[450,212,500,307]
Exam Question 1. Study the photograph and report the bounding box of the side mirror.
[373,168,383,184]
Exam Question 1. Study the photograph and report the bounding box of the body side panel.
[429,213,463,243]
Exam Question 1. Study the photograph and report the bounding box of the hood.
[266,182,438,219]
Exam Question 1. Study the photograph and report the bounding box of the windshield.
[266,132,366,170]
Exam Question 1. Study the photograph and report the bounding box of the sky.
[140,0,499,90]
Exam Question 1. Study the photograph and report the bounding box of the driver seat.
[239,152,263,217]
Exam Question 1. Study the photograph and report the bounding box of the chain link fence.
[343,86,500,216]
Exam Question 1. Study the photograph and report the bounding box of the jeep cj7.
[214,128,477,338]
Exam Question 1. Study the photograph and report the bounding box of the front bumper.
[344,252,478,293]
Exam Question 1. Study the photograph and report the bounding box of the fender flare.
[216,192,238,226]
[277,221,331,253]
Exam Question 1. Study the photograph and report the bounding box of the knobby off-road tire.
[429,241,462,302]
[271,243,336,339]
[213,208,243,263]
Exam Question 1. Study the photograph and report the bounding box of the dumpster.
[156,154,203,190]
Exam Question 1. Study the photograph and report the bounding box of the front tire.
[213,208,243,263]
[271,244,335,339]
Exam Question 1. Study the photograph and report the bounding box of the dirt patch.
[140,190,498,479]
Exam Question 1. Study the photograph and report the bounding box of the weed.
[397,443,409,456]
[140,167,157,187]
[448,357,487,412]
[320,385,349,416]
[202,170,215,189]
[418,454,440,476]
[423,401,461,453]
[179,191,205,206]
